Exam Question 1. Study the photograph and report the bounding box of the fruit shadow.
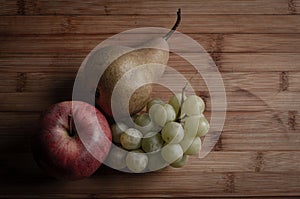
[1,78,75,182]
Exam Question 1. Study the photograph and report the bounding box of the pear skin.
[84,9,181,117]
[97,42,169,117]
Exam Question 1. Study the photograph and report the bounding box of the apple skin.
[32,101,112,180]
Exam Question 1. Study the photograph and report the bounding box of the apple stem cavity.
[163,8,181,41]
[68,114,77,137]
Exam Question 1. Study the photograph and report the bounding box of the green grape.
[126,150,148,173]
[142,132,164,153]
[184,137,202,155]
[161,122,184,143]
[170,155,189,168]
[134,113,151,127]
[197,116,210,137]
[134,113,161,134]
[106,146,127,170]
[180,116,199,152]
[168,93,186,115]
[147,151,168,171]
[135,122,160,135]
[164,104,176,122]
[146,98,165,112]
[149,103,167,127]
[111,122,128,144]
[161,143,183,164]
[120,128,143,150]
[181,95,205,116]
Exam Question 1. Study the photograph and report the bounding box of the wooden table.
[1,0,299,198]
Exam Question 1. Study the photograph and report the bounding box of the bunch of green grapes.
[106,93,210,173]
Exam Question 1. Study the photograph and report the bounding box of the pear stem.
[68,114,76,137]
[163,8,181,41]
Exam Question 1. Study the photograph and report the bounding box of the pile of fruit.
[31,9,210,180]
[106,93,209,173]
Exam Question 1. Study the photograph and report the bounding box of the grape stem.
[177,82,188,123]
[163,8,181,41]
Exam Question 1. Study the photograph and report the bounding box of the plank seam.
[17,0,25,15]
[288,110,297,130]
[16,72,27,92]
[288,0,297,14]
[280,72,289,91]
[255,151,264,172]
[224,172,235,193]
[210,34,224,71]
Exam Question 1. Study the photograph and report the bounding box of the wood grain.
[1,53,300,73]
[2,151,300,177]
[0,0,18,15]
[0,90,298,112]
[1,111,297,135]
[0,169,299,197]
[18,0,295,15]
[1,111,298,153]
[0,71,292,93]
[1,0,300,198]
[1,34,300,55]
[0,72,77,93]
[1,15,300,35]
[1,0,298,16]
[217,53,300,72]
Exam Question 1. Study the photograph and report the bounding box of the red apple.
[32,101,112,180]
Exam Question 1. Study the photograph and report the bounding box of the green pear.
[85,9,181,117]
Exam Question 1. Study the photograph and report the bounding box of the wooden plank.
[223,34,300,53]
[289,72,300,92]
[153,89,300,117]
[163,71,281,92]
[1,34,300,55]
[0,111,298,153]
[0,71,283,93]
[197,151,300,173]
[296,0,300,14]
[169,52,300,72]
[0,0,296,16]
[1,15,300,35]
[0,35,109,54]
[217,53,300,72]
[1,195,299,199]
[0,54,84,73]
[1,111,296,135]
[262,151,300,172]
[234,173,300,196]
[0,92,71,112]
[0,112,39,134]
[0,90,299,112]
[0,34,215,54]
[0,170,299,197]
[201,91,300,112]
[1,53,300,73]
[221,132,300,151]
[3,130,299,153]
[0,170,228,196]
[21,0,291,15]
[0,72,77,93]
[1,151,300,180]
[0,0,18,15]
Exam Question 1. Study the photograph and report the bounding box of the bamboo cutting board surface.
[1,0,300,198]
